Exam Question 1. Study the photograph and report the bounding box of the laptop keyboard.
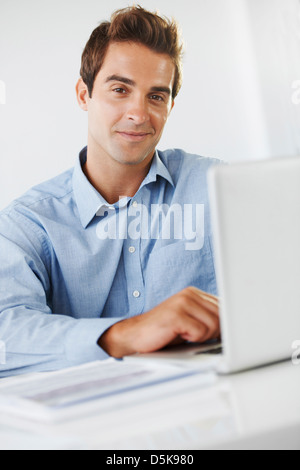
[195,346,223,355]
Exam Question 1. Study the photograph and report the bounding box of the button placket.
[123,198,145,313]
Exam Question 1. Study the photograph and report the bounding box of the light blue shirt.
[0,147,221,377]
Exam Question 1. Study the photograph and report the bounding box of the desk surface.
[0,359,299,450]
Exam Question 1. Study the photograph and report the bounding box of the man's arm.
[99,287,220,358]
[0,209,121,377]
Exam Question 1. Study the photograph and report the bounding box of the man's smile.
[116,130,153,142]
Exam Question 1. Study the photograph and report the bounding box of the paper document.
[0,359,199,422]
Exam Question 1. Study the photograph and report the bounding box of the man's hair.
[80,5,184,100]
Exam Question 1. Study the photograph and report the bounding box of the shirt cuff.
[64,317,123,367]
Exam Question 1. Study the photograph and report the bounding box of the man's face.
[78,42,175,167]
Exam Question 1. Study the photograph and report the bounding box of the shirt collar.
[141,150,174,189]
[73,147,174,229]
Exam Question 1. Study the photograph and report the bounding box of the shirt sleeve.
[0,207,121,378]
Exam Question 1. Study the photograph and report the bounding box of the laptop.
[128,156,300,374]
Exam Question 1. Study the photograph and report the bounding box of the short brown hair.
[80,5,184,100]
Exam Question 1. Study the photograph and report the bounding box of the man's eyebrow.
[105,75,171,96]
[150,86,171,96]
[105,75,136,86]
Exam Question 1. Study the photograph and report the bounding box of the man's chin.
[112,149,155,167]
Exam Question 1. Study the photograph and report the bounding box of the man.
[0,6,221,377]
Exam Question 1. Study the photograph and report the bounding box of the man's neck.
[83,144,154,205]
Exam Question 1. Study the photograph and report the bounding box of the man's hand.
[98,287,220,358]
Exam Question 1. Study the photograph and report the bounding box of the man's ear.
[169,99,175,115]
[76,78,89,111]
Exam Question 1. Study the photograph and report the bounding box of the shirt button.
[132,201,138,208]
[133,290,140,298]
[129,246,136,254]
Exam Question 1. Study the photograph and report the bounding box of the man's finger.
[187,287,219,316]
[180,297,220,340]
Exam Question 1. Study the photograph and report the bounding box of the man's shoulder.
[158,148,224,183]
[1,167,74,219]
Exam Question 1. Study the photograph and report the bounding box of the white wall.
[0,0,299,210]
[247,0,300,158]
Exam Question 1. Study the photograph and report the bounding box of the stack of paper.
[0,359,203,423]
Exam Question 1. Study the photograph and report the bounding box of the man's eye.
[113,88,127,94]
[150,95,164,102]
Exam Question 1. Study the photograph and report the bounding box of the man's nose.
[126,96,150,125]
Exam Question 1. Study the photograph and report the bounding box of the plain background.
[0,0,300,210]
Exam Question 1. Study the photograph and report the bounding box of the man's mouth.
[116,131,152,142]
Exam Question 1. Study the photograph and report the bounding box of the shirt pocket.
[149,238,210,267]
[144,238,217,308]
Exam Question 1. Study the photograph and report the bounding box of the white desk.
[0,360,299,450]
